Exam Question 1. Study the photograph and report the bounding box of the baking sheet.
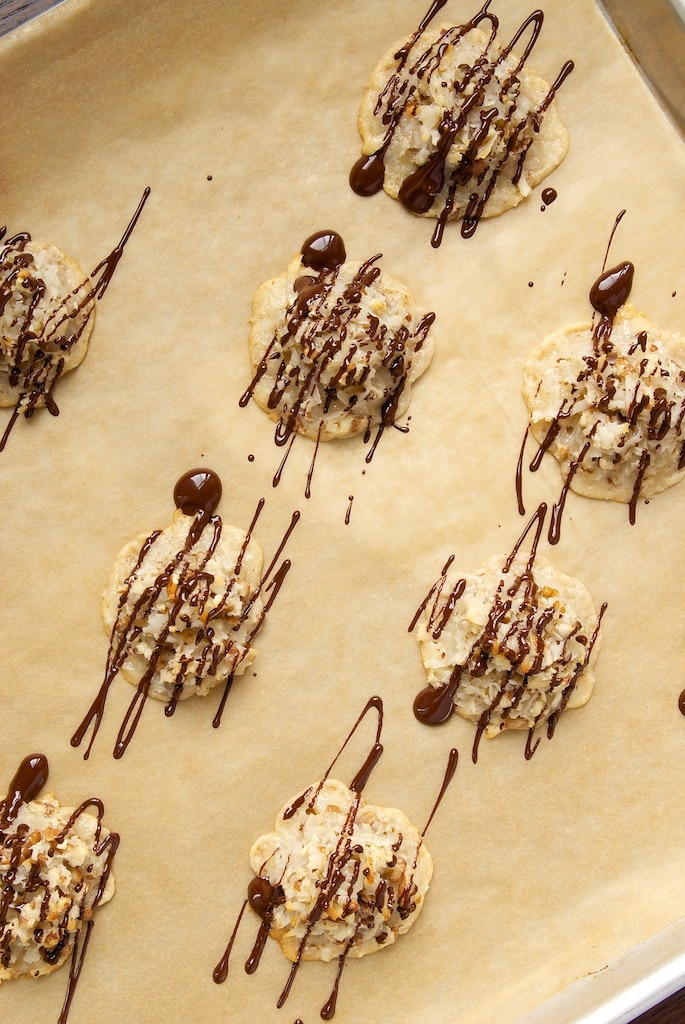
[1,1,685,1023]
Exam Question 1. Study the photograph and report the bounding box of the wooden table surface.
[1,1,684,1022]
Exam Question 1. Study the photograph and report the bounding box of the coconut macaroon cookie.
[101,482,264,707]
[0,234,95,413]
[523,302,685,512]
[243,231,435,444]
[248,778,432,963]
[413,547,603,746]
[350,6,571,242]
[0,755,117,984]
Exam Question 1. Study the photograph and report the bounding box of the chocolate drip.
[413,677,459,725]
[548,438,593,545]
[90,187,151,300]
[350,742,384,793]
[284,695,385,820]
[351,2,572,243]
[213,899,247,983]
[590,260,634,320]
[301,230,346,272]
[628,448,650,525]
[247,876,286,919]
[678,689,685,716]
[541,186,557,206]
[409,554,455,633]
[515,425,529,516]
[320,942,352,1020]
[243,877,287,974]
[349,151,386,196]
[174,467,223,543]
[422,747,458,835]
[305,426,323,499]
[174,467,222,516]
[0,753,49,828]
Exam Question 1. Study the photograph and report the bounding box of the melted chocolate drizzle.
[213,701,458,1018]
[71,473,298,758]
[240,232,435,491]
[411,505,606,761]
[350,1,573,244]
[0,756,119,1024]
[517,212,673,538]
[0,188,150,453]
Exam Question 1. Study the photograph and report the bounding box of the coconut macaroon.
[245,231,435,444]
[415,553,602,738]
[352,11,570,239]
[0,793,116,982]
[0,236,95,411]
[523,303,685,508]
[102,507,264,704]
[248,778,432,963]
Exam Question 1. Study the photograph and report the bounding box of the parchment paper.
[1,1,685,1022]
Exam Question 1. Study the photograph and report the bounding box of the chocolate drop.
[300,230,346,272]
[541,187,557,206]
[413,683,454,725]
[398,152,445,215]
[173,468,222,516]
[349,152,386,196]
[1,753,49,828]
[679,689,685,716]
[247,876,284,919]
[590,261,634,319]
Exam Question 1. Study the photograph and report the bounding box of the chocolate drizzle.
[71,472,298,758]
[411,505,606,761]
[213,701,458,1018]
[0,756,118,1024]
[240,231,435,490]
[517,212,681,537]
[0,188,150,453]
[350,1,573,244]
